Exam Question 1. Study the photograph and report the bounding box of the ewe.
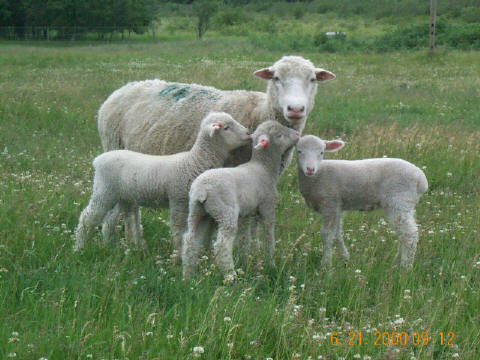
[296,135,428,268]
[98,56,334,166]
[182,121,300,279]
[74,113,251,251]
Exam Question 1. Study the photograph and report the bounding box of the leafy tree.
[192,0,218,39]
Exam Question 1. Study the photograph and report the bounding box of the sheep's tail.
[97,105,124,151]
[417,169,428,195]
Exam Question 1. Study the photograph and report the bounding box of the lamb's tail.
[189,183,208,204]
[417,169,428,195]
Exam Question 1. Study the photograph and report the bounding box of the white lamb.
[74,112,251,251]
[296,135,428,268]
[182,121,300,279]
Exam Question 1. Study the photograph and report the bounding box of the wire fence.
[0,26,155,41]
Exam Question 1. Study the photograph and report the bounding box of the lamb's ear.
[209,122,223,137]
[315,68,336,82]
[325,140,344,152]
[254,135,269,150]
[254,67,274,80]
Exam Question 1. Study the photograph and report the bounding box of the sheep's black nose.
[287,105,305,113]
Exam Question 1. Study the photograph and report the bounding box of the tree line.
[0,0,159,40]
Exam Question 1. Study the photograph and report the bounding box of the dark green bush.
[374,21,480,51]
[440,23,480,49]
[214,7,246,27]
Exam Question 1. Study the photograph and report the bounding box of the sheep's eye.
[310,78,316,82]
[276,133,283,138]
[224,126,230,131]
[273,76,280,82]
[297,150,302,154]
[320,152,324,155]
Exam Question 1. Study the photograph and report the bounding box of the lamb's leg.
[320,211,339,268]
[261,213,276,267]
[236,216,252,265]
[102,203,121,244]
[169,201,189,254]
[124,204,145,248]
[182,201,208,279]
[386,208,418,268]
[334,213,350,263]
[214,215,238,278]
[74,197,114,251]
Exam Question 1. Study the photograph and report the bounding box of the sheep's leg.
[258,203,276,266]
[74,197,114,251]
[214,214,238,278]
[236,216,252,265]
[124,204,145,248]
[182,201,208,279]
[320,211,339,268]
[386,208,418,268]
[334,213,350,263]
[102,203,121,244]
[169,201,189,254]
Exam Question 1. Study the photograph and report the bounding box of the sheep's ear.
[315,68,336,82]
[254,68,274,80]
[254,135,269,150]
[325,140,344,152]
[209,122,223,137]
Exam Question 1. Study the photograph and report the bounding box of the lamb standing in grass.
[296,135,428,268]
[182,121,300,279]
[74,113,251,251]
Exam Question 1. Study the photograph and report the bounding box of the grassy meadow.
[0,40,479,359]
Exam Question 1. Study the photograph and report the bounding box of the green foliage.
[375,22,480,51]
[193,0,219,39]
[214,6,245,27]
[0,0,154,39]
[460,6,480,23]
[293,4,305,19]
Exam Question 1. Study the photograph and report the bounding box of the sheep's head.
[254,56,335,128]
[253,121,300,155]
[296,135,344,176]
[201,112,251,150]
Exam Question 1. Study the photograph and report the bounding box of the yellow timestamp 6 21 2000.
[330,331,455,347]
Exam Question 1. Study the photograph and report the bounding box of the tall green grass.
[0,41,479,359]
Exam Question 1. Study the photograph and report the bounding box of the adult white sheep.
[182,121,300,280]
[74,112,251,251]
[296,135,428,268]
[98,55,335,246]
[98,55,335,165]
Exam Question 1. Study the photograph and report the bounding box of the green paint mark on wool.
[158,84,179,97]
[172,87,189,102]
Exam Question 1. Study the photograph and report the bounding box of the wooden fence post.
[429,0,437,52]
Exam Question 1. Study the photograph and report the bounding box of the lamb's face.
[203,112,252,150]
[254,56,335,127]
[297,135,344,176]
[253,121,300,154]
